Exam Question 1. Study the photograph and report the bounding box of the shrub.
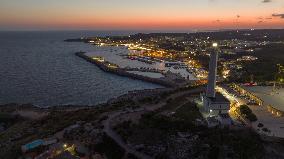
[239,105,252,115]
[247,113,257,122]
[166,98,173,103]
[239,105,257,122]
[262,128,270,133]
[94,134,125,159]
[257,123,264,128]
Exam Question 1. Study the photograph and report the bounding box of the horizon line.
[0,28,284,32]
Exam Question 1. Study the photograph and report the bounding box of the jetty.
[75,52,189,88]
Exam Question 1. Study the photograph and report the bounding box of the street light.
[212,43,218,47]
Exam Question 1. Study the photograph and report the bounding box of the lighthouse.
[206,43,218,98]
[203,43,230,116]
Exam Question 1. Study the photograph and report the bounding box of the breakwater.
[75,52,178,87]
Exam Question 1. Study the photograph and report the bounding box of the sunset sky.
[0,0,284,30]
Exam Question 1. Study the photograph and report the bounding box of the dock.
[75,52,187,88]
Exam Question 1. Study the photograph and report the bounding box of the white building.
[203,93,230,116]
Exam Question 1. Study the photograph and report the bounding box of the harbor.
[73,45,205,89]
[84,45,200,81]
[75,52,191,87]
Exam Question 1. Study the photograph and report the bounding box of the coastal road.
[102,110,153,159]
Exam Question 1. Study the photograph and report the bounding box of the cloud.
[212,19,221,23]
[262,0,272,3]
[272,13,284,18]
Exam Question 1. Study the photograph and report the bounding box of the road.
[102,87,203,159]
[103,110,153,159]
[217,86,252,126]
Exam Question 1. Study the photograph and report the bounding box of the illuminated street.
[217,85,284,138]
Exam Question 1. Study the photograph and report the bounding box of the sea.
[0,31,163,107]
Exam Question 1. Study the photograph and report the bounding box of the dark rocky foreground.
[1,85,284,159]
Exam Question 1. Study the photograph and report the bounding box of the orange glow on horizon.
[2,15,283,30]
[0,0,284,30]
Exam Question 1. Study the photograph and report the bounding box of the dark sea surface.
[0,31,163,107]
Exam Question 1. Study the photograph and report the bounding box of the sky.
[0,0,284,31]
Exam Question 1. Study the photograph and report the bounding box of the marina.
[75,52,189,87]
[84,45,199,81]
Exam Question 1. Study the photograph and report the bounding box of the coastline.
[0,87,175,111]
[0,50,177,109]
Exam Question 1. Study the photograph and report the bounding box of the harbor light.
[212,43,218,47]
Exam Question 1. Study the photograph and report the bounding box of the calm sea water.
[0,31,163,107]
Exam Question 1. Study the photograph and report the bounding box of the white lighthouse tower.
[203,43,230,116]
[206,43,218,98]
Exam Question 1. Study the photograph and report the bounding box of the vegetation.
[257,123,264,128]
[116,112,201,145]
[113,92,264,158]
[0,113,21,128]
[203,127,264,159]
[127,153,139,159]
[262,128,270,132]
[174,101,203,122]
[0,99,138,159]
[94,134,125,159]
[241,43,284,82]
[158,94,196,112]
[114,120,133,142]
[238,105,257,122]
[115,111,264,159]
[109,99,137,108]
[138,96,160,104]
